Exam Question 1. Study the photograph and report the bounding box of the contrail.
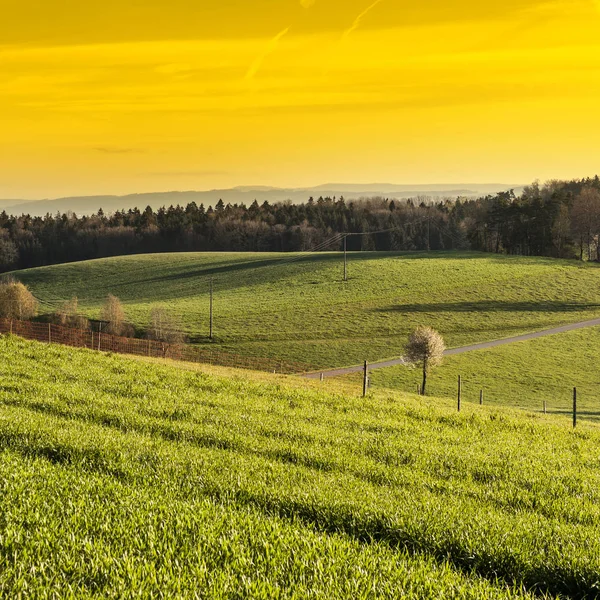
[342,0,384,40]
[245,28,290,80]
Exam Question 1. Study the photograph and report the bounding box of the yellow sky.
[1,0,600,198]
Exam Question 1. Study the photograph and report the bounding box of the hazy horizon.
[0,181,527,217]
[0,181,524,203]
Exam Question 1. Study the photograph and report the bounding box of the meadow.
[2,336,600,597]
[11,250,600,368]
[370,326,600,419]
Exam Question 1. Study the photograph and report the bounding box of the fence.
[0,318,308,375]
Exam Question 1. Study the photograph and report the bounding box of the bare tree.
[101,294,126,336]
[147,307,186,344]
[55,296,90,330]
[0,280,38,321]
[405,326,446,396]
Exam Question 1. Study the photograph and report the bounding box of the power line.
[23,217,436,338]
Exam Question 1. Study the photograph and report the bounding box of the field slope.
[1,336,600,597]
[11,251,600,368]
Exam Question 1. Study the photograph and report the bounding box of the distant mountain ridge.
[0,183,523,217]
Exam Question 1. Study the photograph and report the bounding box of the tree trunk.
[421,365,427,396]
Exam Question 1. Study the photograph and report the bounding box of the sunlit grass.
[12,250,600,368]
[1,336,599,596]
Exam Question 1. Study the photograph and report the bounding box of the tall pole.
[457,375,462,412]
[209,278,214,341]
[343,235,348,282]
[362,361,368,397]
[573,387,577,429]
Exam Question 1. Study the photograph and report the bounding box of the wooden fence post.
[543,400,547,415]
[479,389,483,405]
[48,323,51,344]
[362,361,368,397]
[573,387,577,429]
[320,373,324,382]
[457,375,461,412]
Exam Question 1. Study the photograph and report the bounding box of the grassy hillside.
[1,336,600,597]
[370,326,600,419]
[12,250,600,368]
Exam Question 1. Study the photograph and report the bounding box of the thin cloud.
[342,0,385,40]
[93,147,143,154]
[245,27,290,80]
[143,171,230,177]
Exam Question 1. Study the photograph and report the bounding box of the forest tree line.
[0,176,599,273]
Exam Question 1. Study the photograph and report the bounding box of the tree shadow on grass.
[77,252,408,298]
[551,410,600,419]
[375,300,600,314]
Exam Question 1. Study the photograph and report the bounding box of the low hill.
[0,183,522,216]
[0,335,599,597]
[11,251,600,368]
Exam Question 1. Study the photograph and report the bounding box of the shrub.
[101,294,127,336]
[54,297,90,330]
[0,280,37,321]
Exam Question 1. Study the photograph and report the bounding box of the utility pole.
[343,235,348,282]
[209,278,214,341]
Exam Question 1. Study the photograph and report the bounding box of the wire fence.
[0,318,308,375]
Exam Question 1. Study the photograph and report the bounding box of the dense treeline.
[0,176,599,273]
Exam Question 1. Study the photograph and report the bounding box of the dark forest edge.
[1,176,599,273]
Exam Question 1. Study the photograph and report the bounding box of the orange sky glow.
[1,0,600,198]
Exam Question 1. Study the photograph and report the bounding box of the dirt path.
[302,317,600,379]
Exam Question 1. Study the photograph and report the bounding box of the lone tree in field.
[101,294,126,336]
[0,280,38,321]
[405,326,445,396]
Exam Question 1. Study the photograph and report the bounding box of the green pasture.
[1,337,600,597]
[10,251,600,368]
[370,326,600,420]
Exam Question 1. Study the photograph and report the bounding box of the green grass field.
[370,326,600,420]
[10,251,600,368]
[2,336,600,597]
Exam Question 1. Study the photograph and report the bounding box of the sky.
[1,0,600,198]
